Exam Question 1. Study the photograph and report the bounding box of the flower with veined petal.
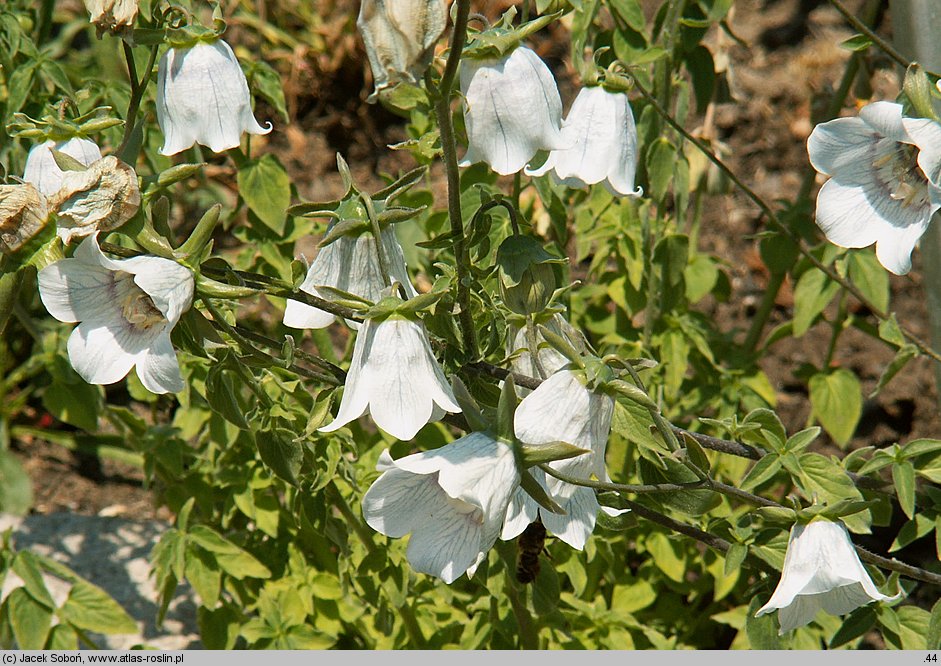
[38,233,194,394]
[527,85,642,197]
[362,432,520,583]
[459,46,567,176]
[157,39,272,156]
[502,369,623,550]
[319,313,460,440]
[755,519,901,634]
[283,223,416,330]
[23,138,102,197]
[808,100,941,275]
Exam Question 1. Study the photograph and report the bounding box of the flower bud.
[83,0,138,36]
[357,0,447,101]
[497,235,564,315]
[0,183,50,255]
[50,156,141,243]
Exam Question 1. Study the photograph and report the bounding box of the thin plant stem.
[432,0,478,359]
[118,43,160,158]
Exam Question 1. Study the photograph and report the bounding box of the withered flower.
[83,0,139,36]
[51,156,141,244]
[0,183,50,255]
[357,0,448,100]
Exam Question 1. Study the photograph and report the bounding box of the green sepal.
[755,505,798,525]
[363,296,404,321]
[538,324,586,369]
[287,201,342,218]
[377,205,428,226]
[50,149,88,173]
[373,166,427,202]
[519,469,565,515]
[156,162,205,189]
[177,204,221,262]
[313,285,374,311]
[496,235,565,287]
[336,153,356,196]
[195,274,259,299]
[903,63,939,122]
[451,377,489,432]
[496,374,518,444]
[463,10,564,60]
[797,499,878,523]
[518,441,590,467]
[681,431,711,475]
[604,378,657,410]
[319,218,369,247]
[396,277,451,316]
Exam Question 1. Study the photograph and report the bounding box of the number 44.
[926,655,938,663]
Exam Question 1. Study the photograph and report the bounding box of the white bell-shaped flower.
[156,39,272,156]
[527,85,642,197]
[319,314,460,440]
[502,369,621,550]
[362,433,520,583]
[38,233,194,394]
[23,138,102,197]
[459,46,566,176]
[283,223,416,330]
[808,100,941,275]
[755,519,902,634]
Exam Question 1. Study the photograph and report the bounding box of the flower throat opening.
[115,272,164,330]
[873,140,930,209]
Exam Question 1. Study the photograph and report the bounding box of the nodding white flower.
[527,86,642,197]
[502,369,621,550]
[362,433,520,583]
[283,224,416,330]
[319,314,460,440]
[157,39,271,156]
[459,46,566,176]
[755,519,902,634]
[808,100,941,275]
[38,234,194,394]
[23,138,102,197]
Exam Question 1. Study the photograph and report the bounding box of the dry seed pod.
[357,0,447,101]
[0,183,50,255]
[51,156,141,244]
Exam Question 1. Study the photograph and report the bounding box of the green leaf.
[0,450,33,516]
[745,596,782,648]
[609,0,646,30]
[7,587,52,649]
[45,624,78,650]
[792,267,840,336]
[645,138,677,202]
[519,470,565,515]
[840,34,873,51]
[11,552,54,608]
[519,442,590,467]
[878,314,907,346]
[740,454,781,492]
[808,368,862,446]
[928,597,941,650]
[829,606,877,648]
[185,548,221,608]
[42,379,102,432]
[248,60,289,122]
[238,154,292,236]
[684,45,716,114]
[847,250,889,314]
[892,461,916,519]
[723,543,747,578]
[58,582,137,635]
[255,427,303,486]
[645,532,686,583]
[797,452,868,533]
[871,344,918,397]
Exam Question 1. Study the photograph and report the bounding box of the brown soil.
[10,1,940,556]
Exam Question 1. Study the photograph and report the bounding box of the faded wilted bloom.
[157,39,272,156]
[51,156,141,244]
[357,0,447,100]
[319,313,461,440]
[808,100,941,275]
[84,0,138,35]
[459,46,566,176]
[755,519,901,634]
[284,223,417,330]
[502,369,621,550]
[23,138,102,197]
[0,183,50,255]
[38,234,194,394]
[527,86,642,197]
[362,433,520,583]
